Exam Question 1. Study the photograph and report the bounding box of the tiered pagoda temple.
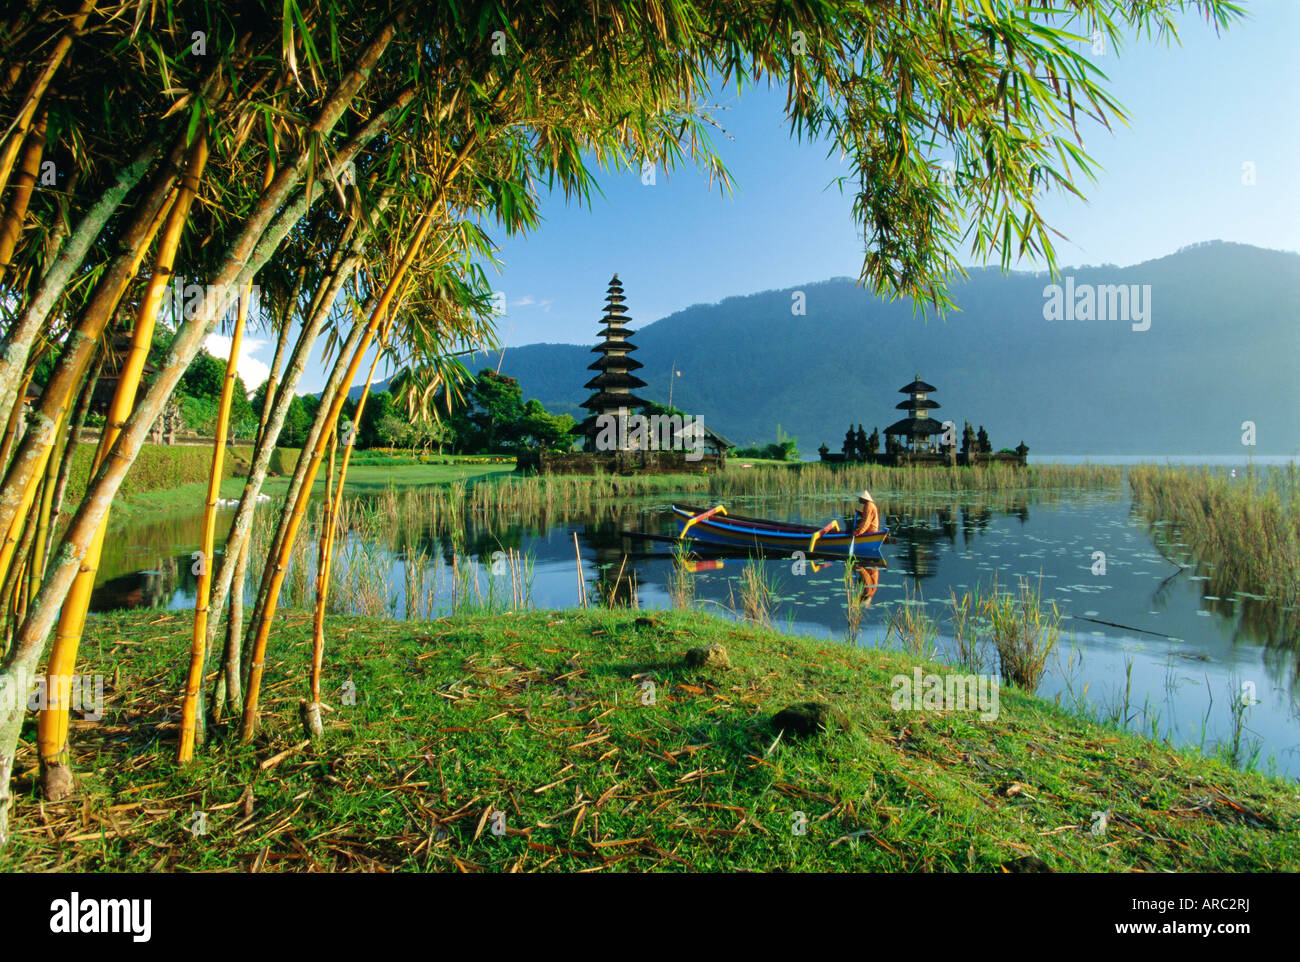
[579,274,649,448]
[884,375,947,452]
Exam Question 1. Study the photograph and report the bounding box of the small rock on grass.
[771,701,850,738]
[684,643,730,670]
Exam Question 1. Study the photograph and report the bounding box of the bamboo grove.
[0,0,1239,846]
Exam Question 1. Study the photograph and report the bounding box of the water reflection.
[92,485,1300,776]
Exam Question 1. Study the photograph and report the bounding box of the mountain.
[489,241,1300,456]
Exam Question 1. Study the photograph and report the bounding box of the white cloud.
[203,333,270,394]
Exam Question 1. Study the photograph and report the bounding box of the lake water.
[92,483,1300,779]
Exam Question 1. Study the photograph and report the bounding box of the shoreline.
[4,608,1294,872]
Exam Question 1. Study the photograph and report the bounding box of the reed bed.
[947,587,984,673]
[496,462,1121,503]
[883,580,1057,687]
[708,461,1122,497]
[238,494,536,620]
[227,461,1122,625]
[1129,465,1300,625]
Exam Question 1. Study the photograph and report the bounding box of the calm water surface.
[93,483,1300,778]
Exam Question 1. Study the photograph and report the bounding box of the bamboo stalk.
[215,534,249,718]
[0,140,158,424]
[0,0,93,198]
[37,133,207,796]
[205,188,394,652]
[240,206,435,742]
[27,396,67,595]
[178,276,248,762]
[304,320,389,737]
[0,144,183,587]
[0,22,400,848]
[0,110,47,288]
[40,364,97,571]
[179,145,271,761]
[0,365,34,475]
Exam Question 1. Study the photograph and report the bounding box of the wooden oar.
[808,519,840,553]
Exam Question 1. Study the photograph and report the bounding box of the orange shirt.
[856,564,880,604]
[853,500,879,537]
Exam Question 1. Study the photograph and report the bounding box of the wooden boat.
[671,504,887,558]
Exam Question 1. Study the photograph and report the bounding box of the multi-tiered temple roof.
[580,274,648,440]
[884,375,947,449]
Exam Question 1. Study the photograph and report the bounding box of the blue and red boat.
[671,504,887,558]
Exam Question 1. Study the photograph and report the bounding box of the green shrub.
[269,447,302,476]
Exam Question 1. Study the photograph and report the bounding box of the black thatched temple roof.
[591,339,637,353]
[896,397,940,410]
[581,391,651,411]
[588,355,644,372]
[584,371,648,391]
[580,274,656,441]
[898,375,937,394]
[884,416,947,437]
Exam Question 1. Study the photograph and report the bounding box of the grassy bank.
[3,609,1294,872]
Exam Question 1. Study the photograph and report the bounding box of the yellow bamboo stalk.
[0,439,56,592]
[28,400,66,594]
[181,154,274,755]
[178,277,249,762]
[0,181,175,593]
[0,1,94,197]
[0,111,47,287]
[240,206,435,742]
[302,427,338,739]
[305,321,388,732]
[36,134,207,796]
[0,366,35,474]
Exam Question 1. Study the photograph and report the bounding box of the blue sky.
[241,1,1299,393]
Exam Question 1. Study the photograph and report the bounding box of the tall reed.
[984,576,1061,692]
[669,542,695,610]
[947,587,985,672]
[843,564,866,644]
[1129,465,1300,631]
[886,587,938,658]
[736,557,775,627]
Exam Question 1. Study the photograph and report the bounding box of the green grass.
[3,609,1295,872]
[100,459,516,528]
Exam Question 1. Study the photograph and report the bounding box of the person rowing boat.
[854,562,880,605]
[853,489,880,537]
